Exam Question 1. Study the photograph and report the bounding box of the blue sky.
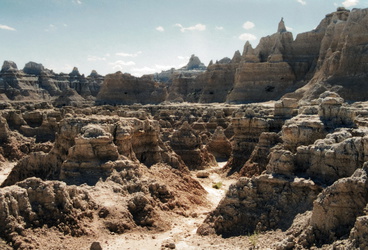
[0,0,367,76]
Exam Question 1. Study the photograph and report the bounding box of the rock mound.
[0,178,95,247]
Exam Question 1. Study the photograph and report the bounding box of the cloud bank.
[242,21,255,30]
[175,23,206,32]
[342,0,359,7]
[239,33,257,41]
[156,26,164,32]
[0,24,16,31]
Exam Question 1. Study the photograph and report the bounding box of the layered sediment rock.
[2,114,186,186]
[289,8,368,102]
[206,126,232,160]
[239,132,281,177]
[198,175,322,237]
[225,104,278,174]
[170,121,216,170]
[0,61,103,103]
[96,73,167,105]
[0,177,95,245]
[282,165,368,248]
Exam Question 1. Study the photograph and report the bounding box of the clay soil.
[0,162,288,250]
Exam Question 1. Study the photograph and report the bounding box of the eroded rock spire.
[278,17,287,33]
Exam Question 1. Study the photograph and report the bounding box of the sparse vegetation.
[248,230,259,247]
[212,182,223,189]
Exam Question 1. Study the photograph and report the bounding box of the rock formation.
[206,126,232,161]
[0,61,104,103]
[169,121,216,170]
[197,175,322,237]
[2,7,368,249]
[96,72,167,105]
[287,8,368,102]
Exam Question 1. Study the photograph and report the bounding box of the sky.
[0,0,367,77]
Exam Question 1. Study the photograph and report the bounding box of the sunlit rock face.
[287,8,368,102]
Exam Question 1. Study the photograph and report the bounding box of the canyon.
[1,7,368,249]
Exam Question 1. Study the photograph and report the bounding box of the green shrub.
[212,182,222,189]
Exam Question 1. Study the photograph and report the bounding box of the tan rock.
[0,177,95,242]
[170,121,216,170]
[198,174,322,236]
[240,132,281,177]
[96,72,167,105]
[206,126,232,160]
[309,166,368,244]
[281,114,326,152]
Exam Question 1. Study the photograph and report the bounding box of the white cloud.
[175,23,206,32]
[297,0,307,5]
[178,56,190,60]
[286,26,293,31]
[116,51,142,57]
[87,55,106,62]
[342,0,359,7]
[110,60,136,71]
[155,64,175,71]
[239,33,257,41]
[156,26,164,32]
[0,24,16,31]
[215,26,224,30]
[73,0,82,4]
[130,66,157,77]
[44,24,57,32]
[242,21,255,30]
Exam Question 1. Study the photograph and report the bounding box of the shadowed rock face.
[23,62,45,75]
[0,61,104,102]
[170,121,216,170]
[96,72,167,105]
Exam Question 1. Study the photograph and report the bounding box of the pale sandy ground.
[0,161,16,186]
[102,163,234,249]
[97,162,285,250]
[0,161,287,249]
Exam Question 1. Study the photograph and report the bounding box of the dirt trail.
[98,162,286,249]
[101,162,239,250]
[0,161,286,249]
[0,161,16,186]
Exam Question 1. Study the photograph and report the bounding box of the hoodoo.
[2,7,368,250]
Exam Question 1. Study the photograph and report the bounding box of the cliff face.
[225,17,324,103]
[159,15,326,105]
[164,8,368,105]
[96,72,167,105]
[3,8,368,106]
[287,8,368,102]
[0,61,104,104]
